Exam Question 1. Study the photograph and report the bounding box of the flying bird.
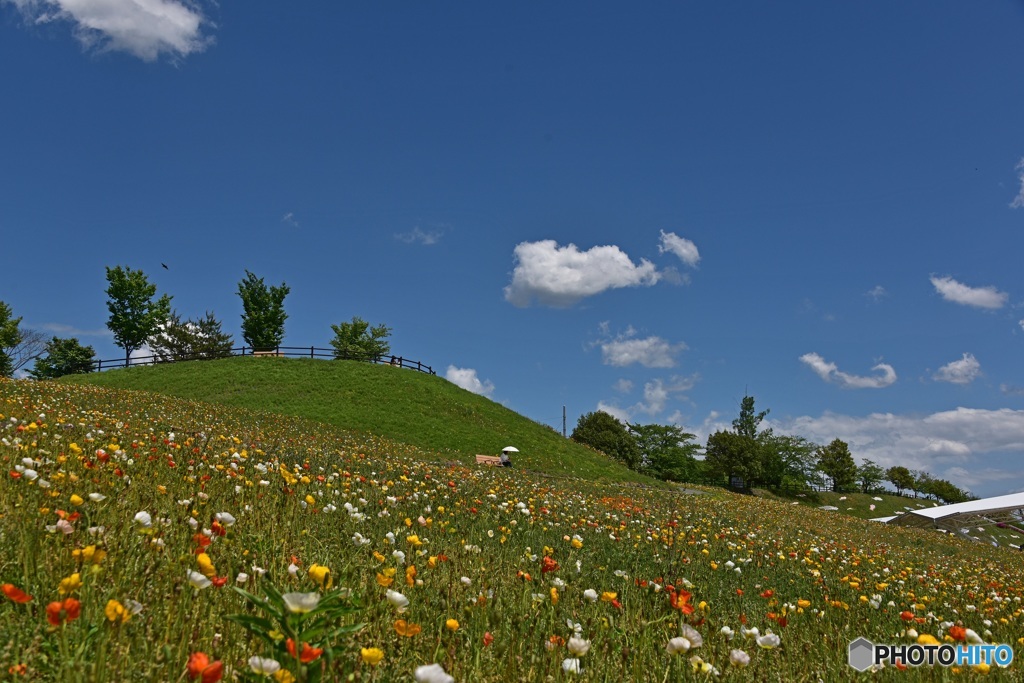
[161,263,169,270]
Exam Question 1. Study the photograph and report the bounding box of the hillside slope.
[64,356,651,483]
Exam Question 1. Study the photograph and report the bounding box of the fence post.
[311,346,314,359]
[417,360,421,371]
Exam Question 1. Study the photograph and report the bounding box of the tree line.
[0,266,394,380]
[570,395,975,505]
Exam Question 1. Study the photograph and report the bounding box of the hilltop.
[62,356,652,484]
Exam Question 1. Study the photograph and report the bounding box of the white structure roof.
[884,492,1024,540]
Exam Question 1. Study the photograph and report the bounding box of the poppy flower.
[1,584,32,604]
[282,592,320,614]
[445,619,459,632]
[483,632,494,647]
[286,639,323,663]
[46,598,81,626]
[394,619,422,637]
[186,652,223,683]
[360,648,384,666]
[541,556,559,574]
[308,564,332,590]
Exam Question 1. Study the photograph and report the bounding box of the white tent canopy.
[884,491,1024,540]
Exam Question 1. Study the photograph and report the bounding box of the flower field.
[1,378,1022,681]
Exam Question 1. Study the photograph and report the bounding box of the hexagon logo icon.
[848,637,875,672]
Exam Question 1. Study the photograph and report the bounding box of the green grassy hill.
[63,356,651,484]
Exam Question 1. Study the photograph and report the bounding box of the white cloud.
[1011,158,1024,209]
[395,226,443,246]
[865,285,887,301]
[36,322,112,337]
[7,0,212,61]
[613,379,633,394]
[599,374,699,420]
[445,366,494,397]
[504,240,659,307]
[601,335,686,368]
[781,408,1024,492]
[657,230,700,267]
[933,353,982,385]
[799,352,897,389]
[929,276,1008,310]
[282,213,299,228]
[595,402,630,424]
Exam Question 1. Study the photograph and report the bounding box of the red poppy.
[899,611,914,621]
[286,639,323,663]
[948,626,966,642]
[45,598,81,626]
[760,589,774,599]
[669,590,694,614]
[541,556,559,574]
[186,653,223,683]
[1,584,32,604]
[483,632,494,647]
[211,577,228,588]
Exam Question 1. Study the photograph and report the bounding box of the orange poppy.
[286,639,323,663]
[186,652,223,683]
[541,556,559,574]
[948,625,967,642]
[45,598,81,626]
[1,584,32,604]
[393,619,422,637]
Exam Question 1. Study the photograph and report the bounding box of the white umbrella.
[502,446,519,453]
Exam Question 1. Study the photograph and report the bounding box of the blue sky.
[3,1,1024,496]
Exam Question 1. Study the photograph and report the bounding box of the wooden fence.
[90,346,436,375]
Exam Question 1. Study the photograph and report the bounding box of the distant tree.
[0,300,23,378]
[816,439,857,492]
[760,434,818,488]
[733,395,769,439]
[237,270,290,350]
[704,430,761,486]
[885,466,914,497]
[8,328,47,375]
[856,459,886,494]
[571,411,641,470]
[104,266,173,367]
[703,395,774,487]
[330,317,392,361]
[627,422,700,481]
[29,337,96,380]
[910,470,933,500]
[149,310,234,362]
[926,478,972,505]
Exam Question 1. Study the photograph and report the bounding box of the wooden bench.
[475,455,503,467]
[252,350,283,357]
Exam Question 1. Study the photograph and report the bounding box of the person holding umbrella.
[500,446,518,467]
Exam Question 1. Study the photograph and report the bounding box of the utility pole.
[562,405,567,438]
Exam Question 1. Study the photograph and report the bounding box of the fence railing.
[90,346,436,375]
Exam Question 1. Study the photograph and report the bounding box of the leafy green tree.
[815,439,857,492]
[760,434,818,488]
[910,469,933,500]
[105,266,173,366]
[571,411,641,470]
[0,300,23,378]
[733,395,769,439]
[856,459,886,494]
[626,422,700,481]
[886,465,914,497]
[703,395,773,487]
[29,337,96,379]
[704,430,761,486]
[237,270,290,350]
[149,311,234,362]
[330,317,392,361]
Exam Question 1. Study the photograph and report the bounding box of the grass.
[63,357,653,485]
[1,367,1022,681]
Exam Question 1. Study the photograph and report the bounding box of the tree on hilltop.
[237,270,290,351]
[149,310,234,361]
[886,465,914,497]
[815,439,857,492]
[29,337,96,379]
[105,266,172,366]
[627,422,700,481]
[330,317,391,361]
